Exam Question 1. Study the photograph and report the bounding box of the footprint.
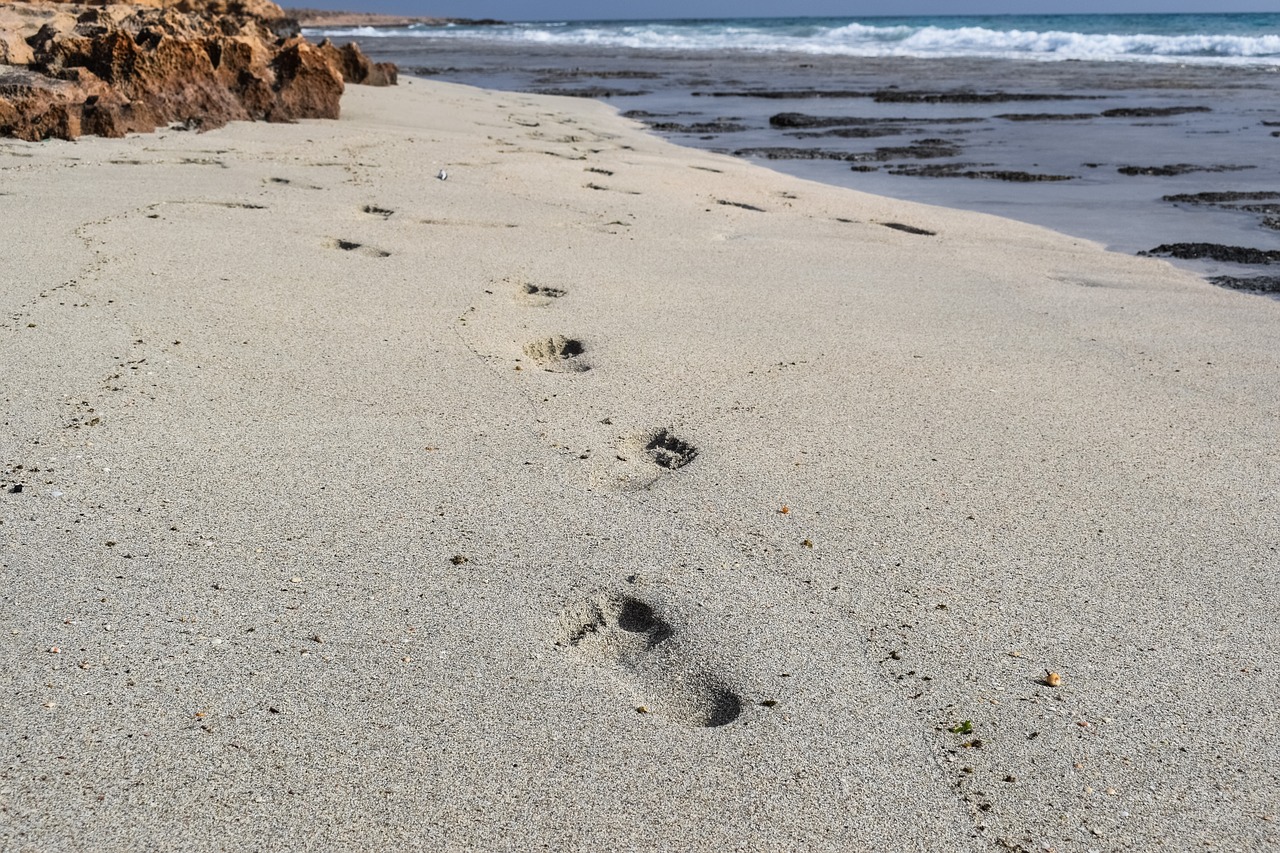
[266,177,323,190]
[880,222,936,236]
[523,335,588,372]
[558,593,743,728]
[633,428,698,470]
[605,429,699,491]
[362,204,394,219]
[716,199,765,212]
[515,282,567,306]
[327,238,391,258]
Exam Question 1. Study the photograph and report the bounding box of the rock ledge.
[0,0,396,140]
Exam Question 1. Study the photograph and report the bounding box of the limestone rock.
[316,38,396,86]
[0,0,393,141]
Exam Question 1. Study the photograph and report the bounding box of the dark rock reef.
[1208,275,1280,293]
[1141,243,1280,264]
[735,140,960,162]
[0,0,396,141]
[1159,191,1280,237]
[1118,164,1253,176]
[887,163,1074,182]
[1100,106,1210,118]
[769,112,984,129]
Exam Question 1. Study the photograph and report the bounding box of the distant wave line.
[304,20,1280,66]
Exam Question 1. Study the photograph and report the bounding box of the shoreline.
[334,32,1280,295]
[2,77,1277,850]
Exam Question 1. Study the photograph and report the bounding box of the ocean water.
[311,14,1280,293]
[313,14,1280,66]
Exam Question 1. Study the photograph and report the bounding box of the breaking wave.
[305,14,1280,66]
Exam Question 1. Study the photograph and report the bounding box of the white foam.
[303,20,1280,66]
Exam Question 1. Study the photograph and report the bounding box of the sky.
[299,1,1278,21]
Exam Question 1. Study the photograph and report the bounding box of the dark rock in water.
[787,127,910,139]
[1101,106,1211,117]
[735,146,862,160]
[1159,192,1280,236]
[1208,275,1280,293]
[995,113,1099,121]
[1163,191,1280,205]
[646,119,749,133]
[1141,243,1280,264]
[770,112,984,128]
[872,90,1099,104]
[1118,164,1254,176]
[531,86,649,98]
[535,69,661,81]
[888,164,1073,181]
[623,109,693,118]
[696,89,873,99]
[735,141,961,163]
[770,112,854,128]
[398,65,458,77]
[1210,275,1280,292]
[853,142,961,161]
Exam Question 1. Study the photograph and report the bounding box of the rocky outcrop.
[0,0,395,141]
[316,37,394,87]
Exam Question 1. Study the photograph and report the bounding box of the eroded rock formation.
[0,0,395,140]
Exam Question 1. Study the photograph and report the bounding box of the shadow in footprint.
[267,177,323,190]
[516,282,567,306]
[881,221,936,236]
[643,429,697,470]
[559,593,742,728]
[717,199,765,212]
[328,238,391,258]
[524,335,589,372]
[362,204,394,219]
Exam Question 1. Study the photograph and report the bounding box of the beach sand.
[1,78,1277,851]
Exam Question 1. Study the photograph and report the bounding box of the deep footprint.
[559,593,742,728]
[644,429,698,469]
[524,335,588,371]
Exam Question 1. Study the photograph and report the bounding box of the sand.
[1,78,1277,851]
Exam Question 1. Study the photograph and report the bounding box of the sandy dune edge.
[1,78,1277,851]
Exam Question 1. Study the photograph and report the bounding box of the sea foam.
[307,15,1280,66]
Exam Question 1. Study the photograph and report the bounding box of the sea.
[306,14,1280,293]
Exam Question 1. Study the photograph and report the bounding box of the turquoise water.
[313,13,1280,65]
